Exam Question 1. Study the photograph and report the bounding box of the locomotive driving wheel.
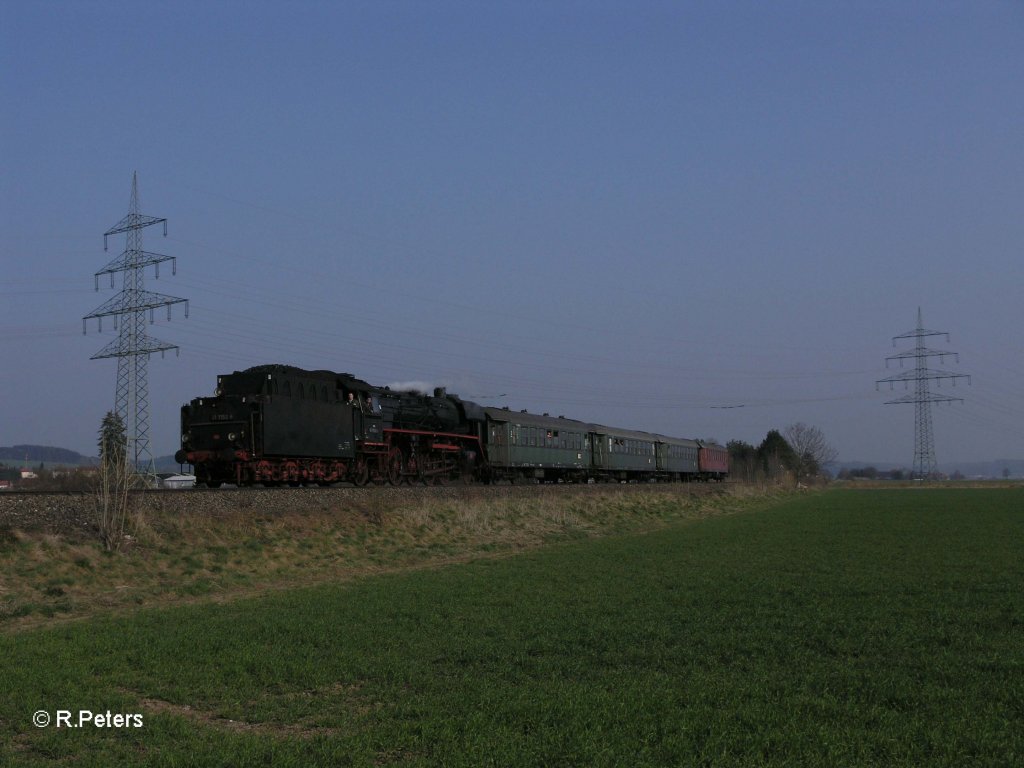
[405,453,425,485]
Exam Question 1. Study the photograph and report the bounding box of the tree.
[95,411,133,551]
[726,440,758,482]
[757,429,797,480]
[783,423,837,479]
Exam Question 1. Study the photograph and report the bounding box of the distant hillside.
[155,455,186,472]
[0,445,185,473]
[838,459,1024,479]
[939,459,1024,479]
[0,445,86,466]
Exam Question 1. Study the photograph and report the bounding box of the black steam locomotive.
[176,364,728,487]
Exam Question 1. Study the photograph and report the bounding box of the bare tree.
[783,423,838,479]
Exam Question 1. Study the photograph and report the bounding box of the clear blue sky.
[2,0,1021,468]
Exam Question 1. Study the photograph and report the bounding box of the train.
[175,364,729,488]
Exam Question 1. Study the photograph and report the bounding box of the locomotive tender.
[176,364,728,487]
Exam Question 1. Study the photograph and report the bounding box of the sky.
[1,0,1021,468]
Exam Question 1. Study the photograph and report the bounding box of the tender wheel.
[386,448,404,486]
[352,459,369,487]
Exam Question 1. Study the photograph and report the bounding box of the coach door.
[592,432,607,470]
[489,421,511,466]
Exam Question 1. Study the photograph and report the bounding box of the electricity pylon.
[83,173,188,478]
[876,308,969,479]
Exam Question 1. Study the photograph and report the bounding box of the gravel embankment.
[0,483,731,540]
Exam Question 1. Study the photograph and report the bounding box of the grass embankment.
[0,484,776,629]
[2,487,1021,766]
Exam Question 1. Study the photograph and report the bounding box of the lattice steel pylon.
[876,308,970,480]
[83,173,188,478]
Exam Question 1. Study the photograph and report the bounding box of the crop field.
[1,487,1021,766]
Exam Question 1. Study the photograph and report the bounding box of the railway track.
[2,478,728,498]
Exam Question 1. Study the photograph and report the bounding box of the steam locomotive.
[175,364,728,487]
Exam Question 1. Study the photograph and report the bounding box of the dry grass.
[0,483,792,632]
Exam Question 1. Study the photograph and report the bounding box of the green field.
[2,488,1021,766]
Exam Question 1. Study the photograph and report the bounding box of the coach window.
[283,381,291,396]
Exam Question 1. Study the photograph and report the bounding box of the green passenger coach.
[484,408,592,483]
[590,426,658,481]
[483,407,711,484]
[655,435,701,479]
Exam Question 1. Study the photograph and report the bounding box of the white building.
[159,474,196,489]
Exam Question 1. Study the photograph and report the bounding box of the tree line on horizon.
[727,423,837,484]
